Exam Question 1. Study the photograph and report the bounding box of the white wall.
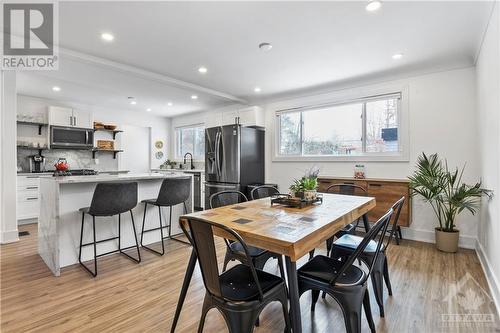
[1,71,19,244]
[17,95,170,171]
[262,67,481,248]
[475,2,500,314]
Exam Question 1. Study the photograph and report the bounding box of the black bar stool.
[140,176,191,255]
[78,182,141,277]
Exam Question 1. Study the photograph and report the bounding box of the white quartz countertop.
[40,173,191,184]
[151,168,204,173]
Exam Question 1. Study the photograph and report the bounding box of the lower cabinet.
[318,176,412,227]
[17,176,41,221]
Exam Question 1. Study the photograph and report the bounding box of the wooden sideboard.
[317,176,412,227]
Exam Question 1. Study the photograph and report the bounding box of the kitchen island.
[38,173,193,276]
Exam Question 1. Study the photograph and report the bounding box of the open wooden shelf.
[92,148,123,159]
[17,121,48,135]
[93,128,123,139]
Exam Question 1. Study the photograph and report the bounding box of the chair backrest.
[89,182,138,216]
[156,176,191,206]
[180,216,264,301]
[385,196,405,249]
[209,190,248,209]
[330,207,393,286]
[250,185,279,200]
[326,183,367,196]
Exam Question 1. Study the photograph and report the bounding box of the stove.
[53,169,99,177]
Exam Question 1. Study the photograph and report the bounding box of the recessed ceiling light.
[127,97,137,105]
[191,95,198,100]
[366,0,382,12]
[167,102,173,106]
[254,87,261,93]
[146,108,151,112]
[259,42,272,51]
[52,86,61,92]
[101,32,114,42]
[198,66,208,74]
[392,53,404,60]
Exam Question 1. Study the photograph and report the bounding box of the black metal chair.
[180,216,291,333]
[308,183,368,260]
[140,177,191,256]
[210,191,285,280]
[250,185,279,200]
[328,196,405,318]
[297,208,394,333]
[78,182,141,277]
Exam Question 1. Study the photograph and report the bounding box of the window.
[276,93,401,158]
[175,125,205,159]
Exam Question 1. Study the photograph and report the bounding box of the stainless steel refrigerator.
[204,124,265,209]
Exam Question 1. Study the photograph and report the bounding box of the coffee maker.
[29,153,46,173]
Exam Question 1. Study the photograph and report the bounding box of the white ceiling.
[17,1,495,117]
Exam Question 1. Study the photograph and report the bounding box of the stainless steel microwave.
[50,126,94,149]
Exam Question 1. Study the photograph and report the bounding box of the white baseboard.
[0,229,19,244]
[475,240,500,318]
[402,227,476,249]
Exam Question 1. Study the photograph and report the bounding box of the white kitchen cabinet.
[204,111,223,128]
[72,109,93,129]
[206,106,264,128]
[17,175,41,221]
[49,106,93,129]
[237,106,264,127]
[49,106,73,127]
[221,110,240,126]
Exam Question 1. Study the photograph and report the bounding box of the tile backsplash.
[17,149,117,172]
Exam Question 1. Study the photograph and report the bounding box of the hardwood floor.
[1,223,498,332]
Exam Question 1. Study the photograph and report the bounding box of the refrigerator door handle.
[214,131,220,177]
[218,129,224,180]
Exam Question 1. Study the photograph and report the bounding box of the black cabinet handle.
[26,186,38,190]
[369,183,382,187]
[27,197,38,200]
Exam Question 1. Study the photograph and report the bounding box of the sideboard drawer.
[318,176,412,227]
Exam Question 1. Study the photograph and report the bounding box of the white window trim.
[174,123,205,162]
[272,85,410,162]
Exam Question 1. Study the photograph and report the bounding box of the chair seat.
[79,207,90,213]
[141,198,159,205]
[333,234,385,253]
[229,242,268,257]
[298,255,365,286]
[220,264,283,301]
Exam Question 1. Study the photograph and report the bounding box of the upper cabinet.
[49,106,93,129]
[205,106,264,128]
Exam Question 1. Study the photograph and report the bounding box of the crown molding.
[59,47,248,105]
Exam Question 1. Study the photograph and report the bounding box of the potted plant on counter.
[409,152,490,253]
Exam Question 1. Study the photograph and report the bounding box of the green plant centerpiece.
[290,167,320,200]
[161,159,177,169]
[408,152,490,252]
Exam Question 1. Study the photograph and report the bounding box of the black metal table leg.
[362,213,370,232]
[170,249,198,333]
[285,257,302,333]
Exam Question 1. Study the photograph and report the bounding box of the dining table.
[170,193,376,333]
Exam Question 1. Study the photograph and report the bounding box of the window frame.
[273,87,409,162]
[174,124,205,161]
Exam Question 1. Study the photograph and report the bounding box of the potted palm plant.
[409,153,490,252]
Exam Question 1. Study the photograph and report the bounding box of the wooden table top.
[180,193,376,261]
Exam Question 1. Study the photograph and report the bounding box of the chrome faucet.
[183,152,195,170]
